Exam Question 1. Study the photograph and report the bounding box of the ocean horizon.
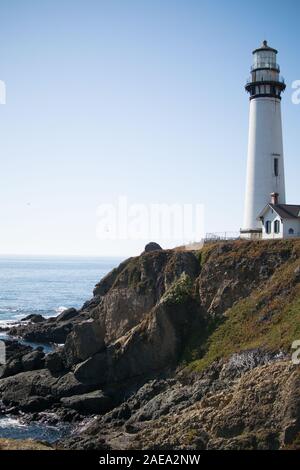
[0,255,123,328]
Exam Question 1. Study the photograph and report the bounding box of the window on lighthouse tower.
[274,158,279,177]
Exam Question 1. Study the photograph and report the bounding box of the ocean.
[0,255,123,442]
[0,255,122,328]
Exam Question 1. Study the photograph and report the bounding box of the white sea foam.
[0,319,20,329]
[0,416,26,429]
[55,306,68,314]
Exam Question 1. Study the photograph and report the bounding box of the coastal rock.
[63,319,105,368]
[107,296,197,383]
[3,340,32,359]
[143,242,163,253]
[21,314,45,323]
[45,351,65,373]
[0,369,93,411]
[93,258,131,298]
[22,350,45,371]
[3,358,23,377]
[51,371,93,398]
[2,240,300,449]
[0,370,54,409]
[81,296,102,311]
[8,317,77,344]
[60,390,113,414]
[1,340,33,378]
[72,272,199,388]
[8,310,83,345]
[198,241,293,316]
[18,395,53,413]
[64,359,300,450]
[55,308,78,322]
[74,351,108,385]
[94,250,200,344]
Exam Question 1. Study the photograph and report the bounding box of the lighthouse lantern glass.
[253,50,277,69]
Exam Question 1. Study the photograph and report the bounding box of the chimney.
[271,192,279,205]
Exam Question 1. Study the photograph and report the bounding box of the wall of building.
[261,207,300,239]
[261,208,283,239]
[243,97,286,232]
[282,219,300,238]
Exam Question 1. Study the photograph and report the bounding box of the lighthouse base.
[240,228,262,240]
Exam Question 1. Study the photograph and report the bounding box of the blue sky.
[0,0,300,256]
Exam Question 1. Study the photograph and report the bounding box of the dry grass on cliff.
[0,438,53,450]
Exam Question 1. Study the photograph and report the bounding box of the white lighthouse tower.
[241,41,286,239]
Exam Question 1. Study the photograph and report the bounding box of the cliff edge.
[1,239,300,450]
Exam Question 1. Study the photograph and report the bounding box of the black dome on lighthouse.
[253,40,278,54]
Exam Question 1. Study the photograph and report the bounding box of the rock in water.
[21,314,45,323]
[55,308,78,322]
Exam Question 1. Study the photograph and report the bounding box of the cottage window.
[265,221,271,234]
[274,220,280,234]
[289,228,294,235]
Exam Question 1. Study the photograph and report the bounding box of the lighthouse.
[241,41,286,239]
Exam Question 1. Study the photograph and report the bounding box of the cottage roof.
[257,204,300,220]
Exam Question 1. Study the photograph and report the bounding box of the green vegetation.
[183,428,198,445]
[176,239,300,372]
[196,243,215,266]
[180,315,220,365]
[116,252,165,292]
[162,272,194,306]
[187,254,300,372]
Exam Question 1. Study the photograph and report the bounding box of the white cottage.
[257,193,300,239]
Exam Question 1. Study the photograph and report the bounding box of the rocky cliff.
[1,239,300,450]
